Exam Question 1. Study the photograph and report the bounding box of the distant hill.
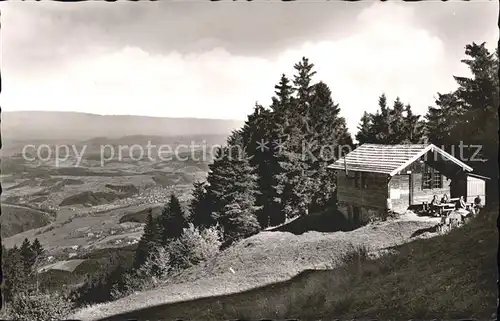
[1,111,244,142]
[0,204,53,238]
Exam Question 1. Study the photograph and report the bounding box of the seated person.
[472,195,483,214]
[474,195,483,208]
[429,195,439,214]
[457,196,467,209]
[440,194,449,204]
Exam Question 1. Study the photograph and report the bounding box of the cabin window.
[422,165,442,189]
[432,171,443,188]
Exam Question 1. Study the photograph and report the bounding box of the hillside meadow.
[72,206,497,321]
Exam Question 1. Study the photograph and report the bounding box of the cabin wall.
[387,174,410,213]
[336,171,388,224]
[411,172,452,204]
[467,176,486,204]
[402,161,453,205]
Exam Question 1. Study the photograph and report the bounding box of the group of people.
[429,194,483,216]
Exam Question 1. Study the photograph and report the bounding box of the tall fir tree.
[20,238,35,277]
[371,93,392,143]
[425,42,499,191]
[3,246,29,301]
[134,208,159,268]
[403,104,425,143]
[276,149,312,221]
[31,238,44,260]
[220,197,260,247]
[251,75,296,228]
[273,73,295,109]
[307,81,352,212]
[205,145,260,244]
[160,194,187,244]
[189,181,215,228]
[425,92,464,146]
[389,97,406,143]
[309,81,341,152]
[271,57,319,222]
[292,57,317,147]
[355,94,425,145]
[356,111,374,144]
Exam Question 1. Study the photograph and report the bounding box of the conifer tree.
[134,208,159,268]
[189,181,215,229]
[293,57,317,105]
[20,238,35,276]
[425,92,463,146]
[273,73,295,109]
[205,145,260,243]
[372,93,392,143]
[307,81,352,212]
[356,111,374,144]
[403,104,425,143]
[3,246,28,301]
[250,75,295,228]
[277,150,312,220]
[426,42,498,185]
[390,97,406,143]
[31,238,44,260]
[309,81,341,152]
[220,198,260,247]
[292,57,317,149]
[160,194,187,244]
[270,57,319,222]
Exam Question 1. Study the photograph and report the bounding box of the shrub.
[168,223,222,270]
[9,292,72,321]
[111,246,171,300]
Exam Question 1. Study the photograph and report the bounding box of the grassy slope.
[76,207,497,321]
[71,216,442,320]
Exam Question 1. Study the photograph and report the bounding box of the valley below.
[1,132,226,262]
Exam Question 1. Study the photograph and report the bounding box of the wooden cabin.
[328,143,488,225]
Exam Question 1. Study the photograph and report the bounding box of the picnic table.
[434,203,455,216]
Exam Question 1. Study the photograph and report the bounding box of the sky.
[0,1,498,135]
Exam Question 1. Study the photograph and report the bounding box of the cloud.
[0,3,489,136]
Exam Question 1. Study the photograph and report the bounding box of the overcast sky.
[1,1,497,134]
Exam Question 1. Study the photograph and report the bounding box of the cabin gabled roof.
[328,143,473,176]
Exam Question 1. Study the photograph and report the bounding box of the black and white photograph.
[0,1,498,320]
